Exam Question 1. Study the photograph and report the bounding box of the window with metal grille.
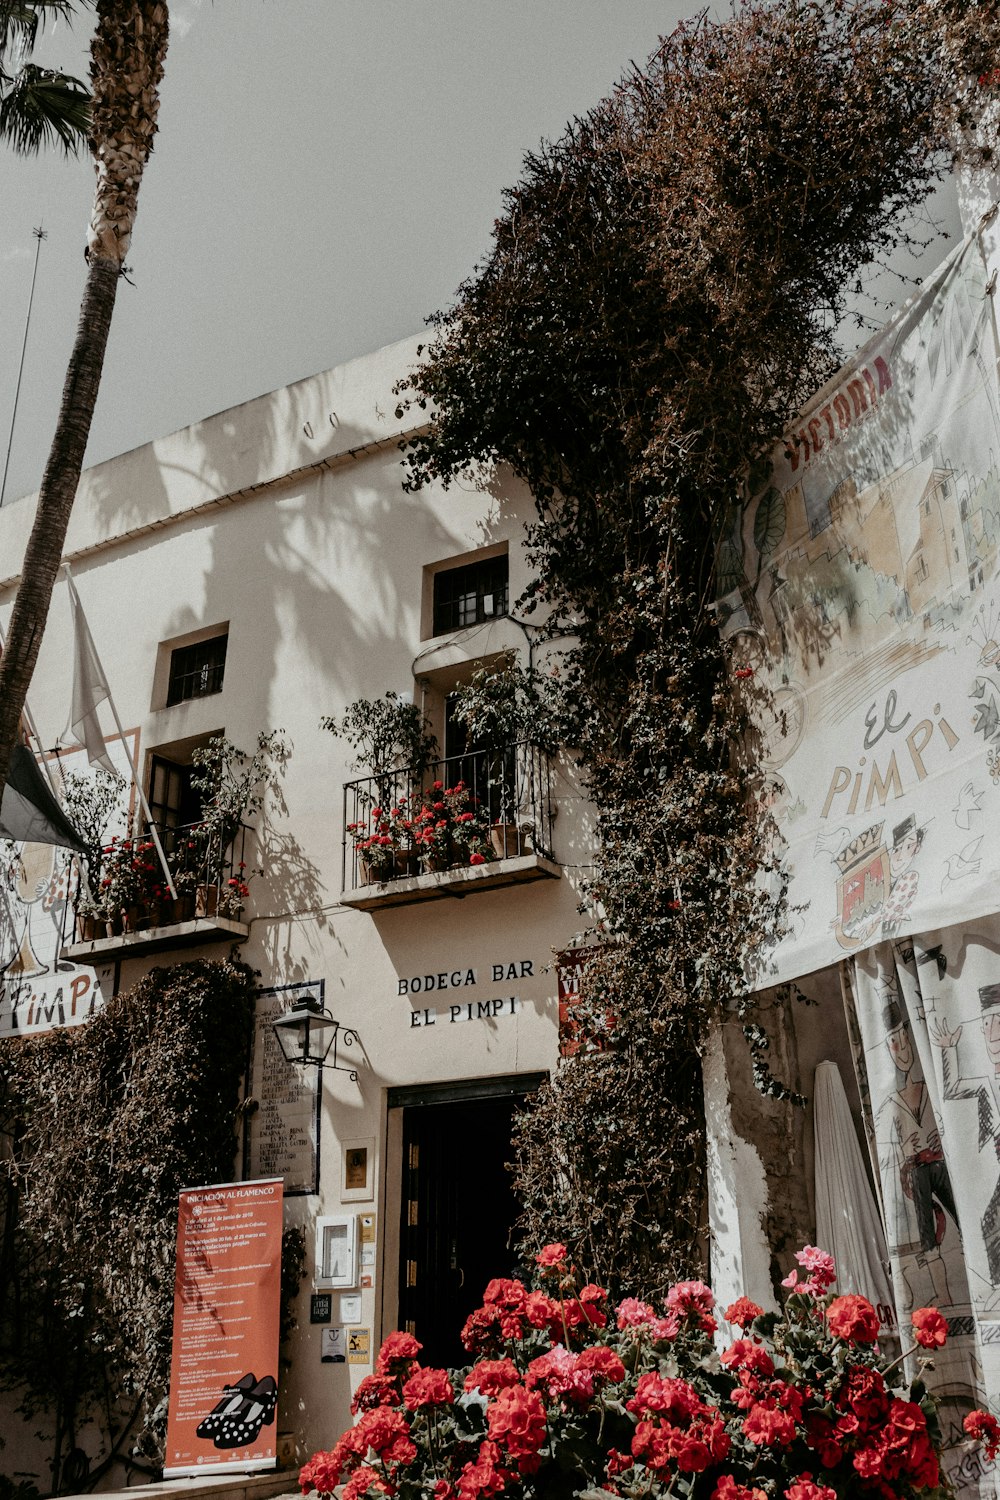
[432,556,508,636]
[166,634,228,706]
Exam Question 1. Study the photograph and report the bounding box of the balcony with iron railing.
[340,741,560,910]
[62,820,252,962]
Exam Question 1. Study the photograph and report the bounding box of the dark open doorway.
[391,1075,543,1368]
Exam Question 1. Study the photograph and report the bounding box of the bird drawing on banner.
[953,780,984,830]
[940,835,984,893]
[815,825,851,861]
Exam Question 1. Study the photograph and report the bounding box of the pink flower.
[527,1345,593,1402]
[665,1279,715,1331]
[616,1297,657,1329]
[469,852,486,865]
[536,1242,568,1269]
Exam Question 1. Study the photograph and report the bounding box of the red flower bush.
[302,1245,989,1500]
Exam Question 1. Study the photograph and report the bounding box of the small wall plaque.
[310,1293,332,1324]
[342,1138,374,1201]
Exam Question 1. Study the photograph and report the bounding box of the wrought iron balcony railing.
[69,820,250,945]
[342,741,554,894]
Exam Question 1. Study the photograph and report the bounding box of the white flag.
[60,572,116,774]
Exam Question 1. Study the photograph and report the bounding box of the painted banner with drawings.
[164,1177,283,1477]
[717,233,1000,985]
[0,736,134,1036]
[846,920,1000,1497]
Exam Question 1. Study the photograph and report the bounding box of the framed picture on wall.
[342,1137,374,1201]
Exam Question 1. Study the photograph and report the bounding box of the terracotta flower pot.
[173,892,196,923]
[489,824,524,859]
[77,913,99,943]
[196,885,219,918]
[421,848,453,873]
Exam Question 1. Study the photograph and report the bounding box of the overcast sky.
[0,1,960,507]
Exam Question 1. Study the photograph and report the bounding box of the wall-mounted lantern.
[272,995,360,1080]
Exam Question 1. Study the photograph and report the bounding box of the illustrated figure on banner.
[834,816,928,950]
[876,990,958,1310]
[933,981,1000,1296]
[0,840,66,979]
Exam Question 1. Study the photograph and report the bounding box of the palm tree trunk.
[0,255,120,789]
[0,0,168,794]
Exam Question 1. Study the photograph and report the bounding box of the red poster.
[164,1177,283,1477]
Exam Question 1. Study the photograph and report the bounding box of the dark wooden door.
[398,1093,522,1368]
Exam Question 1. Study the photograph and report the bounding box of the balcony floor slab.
[341,852,561,910]
[63,915,250,963]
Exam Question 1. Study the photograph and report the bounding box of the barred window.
[432,556,509,636]
[166,635,228,706]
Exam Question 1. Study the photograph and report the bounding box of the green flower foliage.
[0,959,257,1487]
[395,0,996,1297]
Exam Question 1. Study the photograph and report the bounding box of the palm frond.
[0,2,79,61]
[0,60,90,154]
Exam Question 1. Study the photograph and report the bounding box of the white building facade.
[0,334,592,1476]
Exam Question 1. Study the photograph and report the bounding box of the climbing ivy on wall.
[0,959,257,1493]
[396,0,997,1298]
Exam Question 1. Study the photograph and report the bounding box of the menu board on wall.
[164,1178,283,1477]
[245,981,322,1196]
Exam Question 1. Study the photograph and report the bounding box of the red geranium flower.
[785,1475,836,1500]
[965,1409,1000,1461]
[375,1329,422,1374]
[826,1294,880,1344]
[724,1296,764,1328]
[486,1385,547,1470]
[403,1365,454,1409]
[464,1359,521,1397]
[911,1306,947,1348]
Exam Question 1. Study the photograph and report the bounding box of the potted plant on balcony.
[60,768,127,939]
[412,781,492,872]
[448,656,556,857]
[98,836,160,933]
[187,731,286,917]
[323,693,437,803]
[217,869,251,919]
[348,802,415,885]
[328,697,436,886]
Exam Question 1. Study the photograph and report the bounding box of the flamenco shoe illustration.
[212,1374,277,1449]
[195,1373,257,1439]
